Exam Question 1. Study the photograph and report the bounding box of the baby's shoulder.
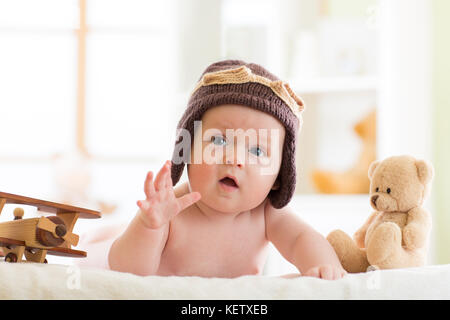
[251,199,278,228]
[261,198,279,217]
[262,199,298,224]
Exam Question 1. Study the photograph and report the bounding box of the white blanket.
[1,262,449,299]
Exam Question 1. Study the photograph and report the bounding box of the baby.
[107,60,346,279]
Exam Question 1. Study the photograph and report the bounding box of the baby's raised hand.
[137,160,201,229]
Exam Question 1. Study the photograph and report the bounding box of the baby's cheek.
[248,169,278,195]
[188,163,216,192]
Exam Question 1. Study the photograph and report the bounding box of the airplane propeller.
[36,216,79,246]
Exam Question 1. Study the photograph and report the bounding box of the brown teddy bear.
[312,109,376,194]
[327,155,434,273]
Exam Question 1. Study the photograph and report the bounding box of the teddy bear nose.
[371,195,379,206]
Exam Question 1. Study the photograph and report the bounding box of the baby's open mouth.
[219,177,238,188]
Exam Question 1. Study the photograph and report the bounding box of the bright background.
[0,0,448,274]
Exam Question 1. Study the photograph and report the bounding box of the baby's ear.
[271,178,280,190]
[416,160,434,185]
[368,160,380,179]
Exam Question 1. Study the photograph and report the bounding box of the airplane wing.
[0,191,101,219]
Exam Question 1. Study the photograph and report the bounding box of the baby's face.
[187,104,285,213]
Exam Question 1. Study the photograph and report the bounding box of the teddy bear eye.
[375,187,379,192]
[387,188,391,194]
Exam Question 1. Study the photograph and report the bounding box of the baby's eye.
[375,187,379,192]
[249,146,265,157]
[387,188,391,194]
[211,135,226,146]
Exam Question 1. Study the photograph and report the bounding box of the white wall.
[377,0,432,160]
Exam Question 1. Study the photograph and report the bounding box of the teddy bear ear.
[368,160,380,179]
[415,160,434,185]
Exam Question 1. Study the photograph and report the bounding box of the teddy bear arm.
[353,211,378,248]
[403,207,432,250]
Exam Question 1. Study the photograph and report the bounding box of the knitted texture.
[170,60,305,208]
[191,65,304,118]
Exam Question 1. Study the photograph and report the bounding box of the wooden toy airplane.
[0,191,101,264]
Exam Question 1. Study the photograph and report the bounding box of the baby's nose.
[225,158,244,168]
[224,145,245,167]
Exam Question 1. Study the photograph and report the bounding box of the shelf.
[289,75,378,94]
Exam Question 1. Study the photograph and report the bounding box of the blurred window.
[0,0,77,157]
[85,0,175,159]
[0,0,176,159]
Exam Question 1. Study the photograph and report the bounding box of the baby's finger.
[319,266,333,280]
[144,171,155,198]
[332,268,341,280]
[154,161,170,191]
[164,161,173,189]
[177,192,201,211]
[137,199,150,211]
[304,268,319,278]
[330,268,344,280]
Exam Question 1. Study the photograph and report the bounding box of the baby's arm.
[403,207,431,250]
[264,201,345,280]
[108,161,201,276]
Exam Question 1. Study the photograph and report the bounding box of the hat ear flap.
[368,160,380,179]
[171,162,186,187]
[271,178,280,191]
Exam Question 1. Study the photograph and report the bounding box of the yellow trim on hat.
[191,66,305,118]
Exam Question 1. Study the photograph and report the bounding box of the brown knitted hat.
[170,60,305,208]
